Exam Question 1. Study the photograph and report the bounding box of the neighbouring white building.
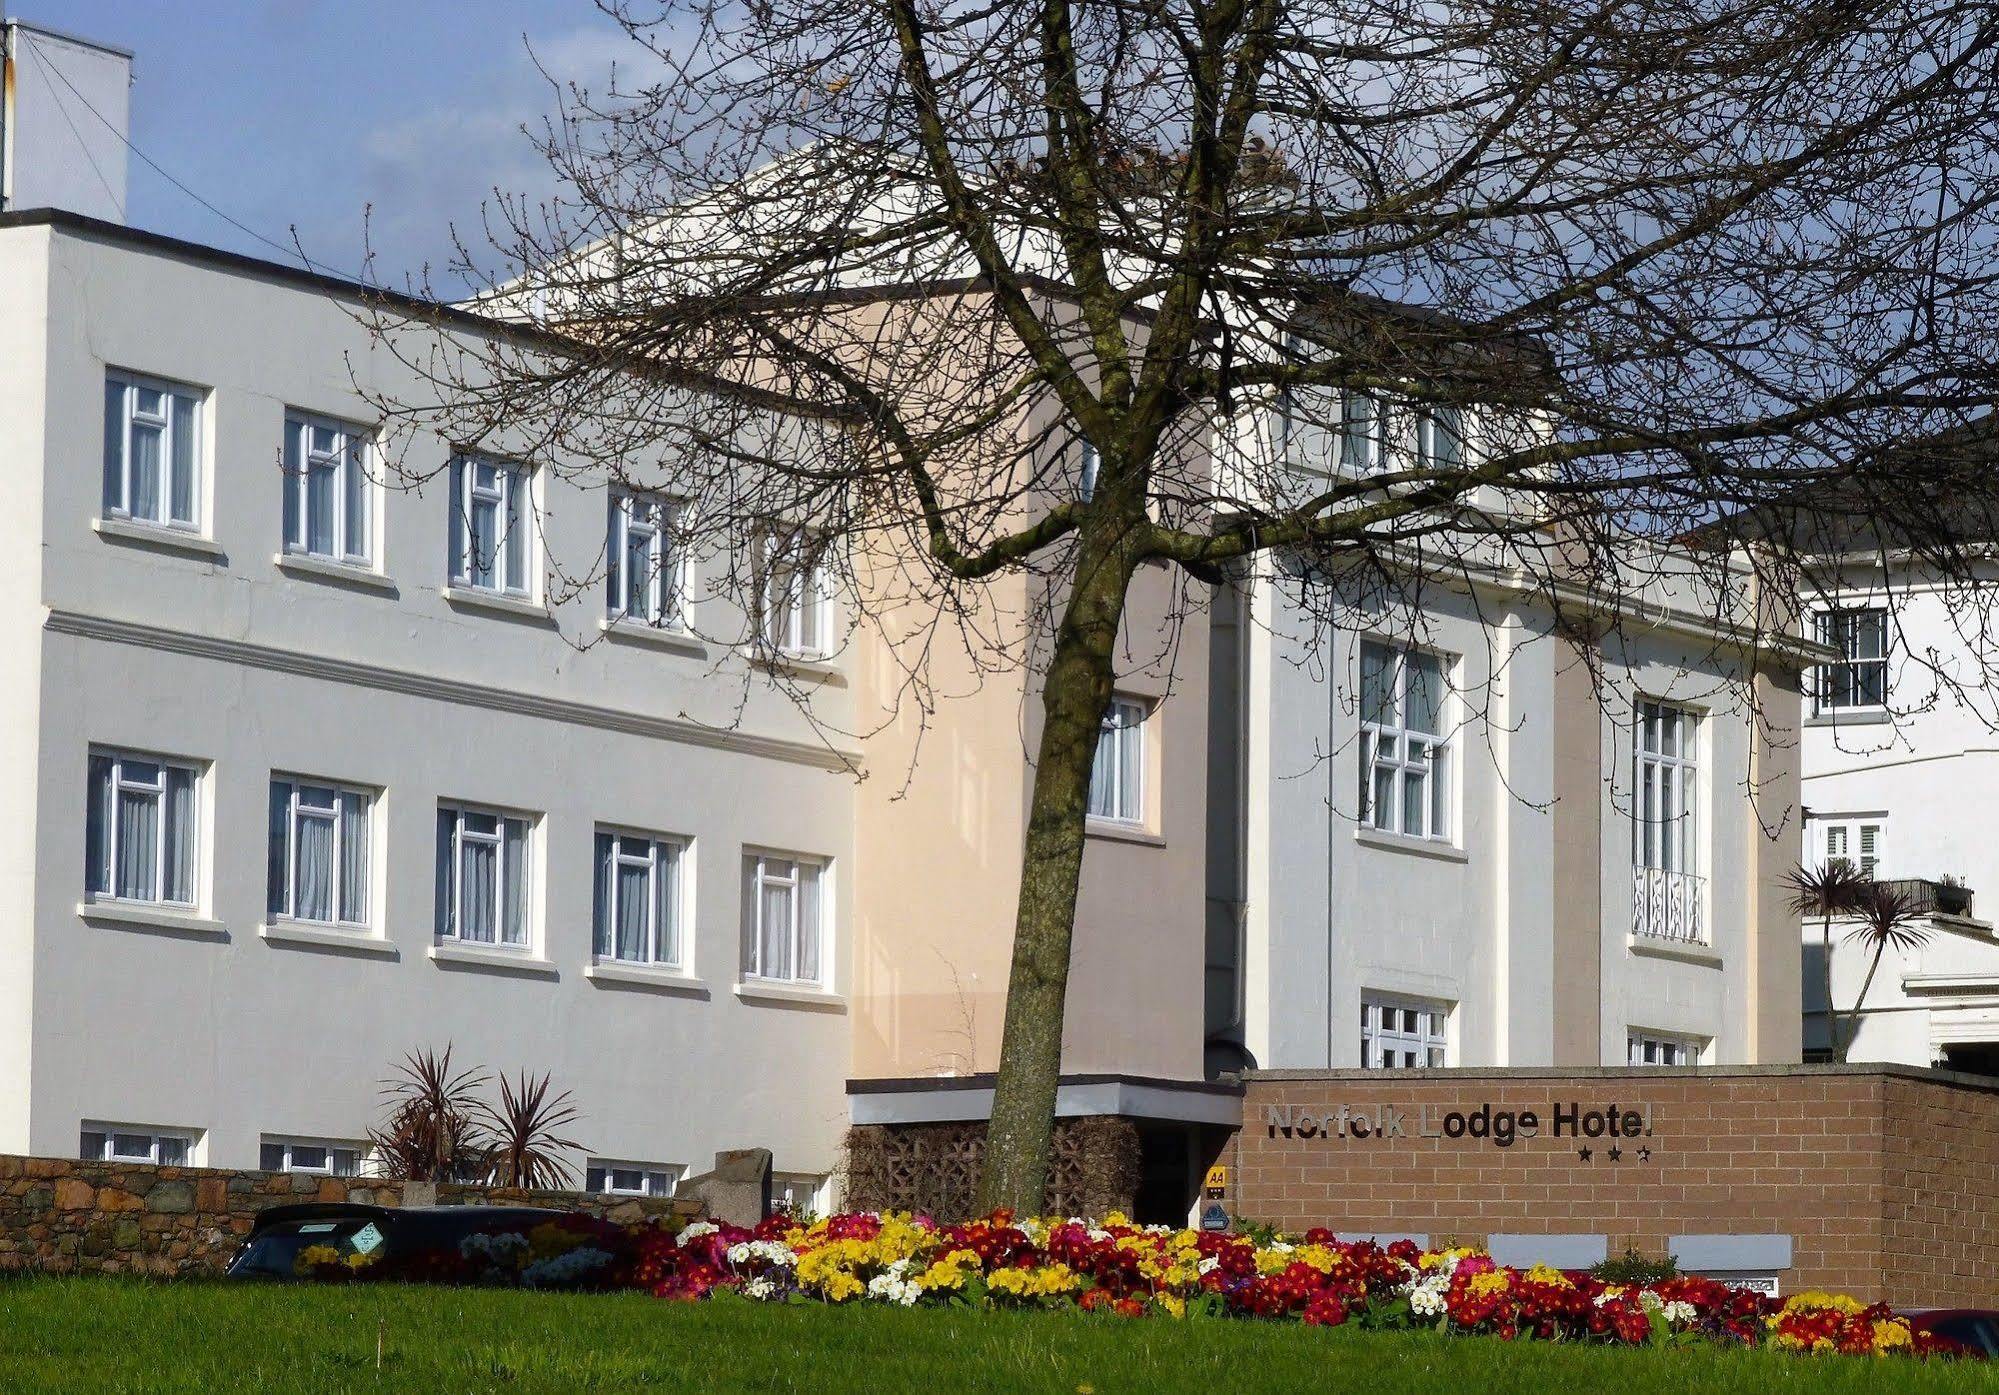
[1785,473,1999,1075]
[0,206,858,1205]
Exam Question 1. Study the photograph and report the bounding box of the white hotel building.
[0,206,857,1204]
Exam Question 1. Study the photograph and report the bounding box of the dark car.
[226,1202,573,1280]
[1911,1310,1999,1358]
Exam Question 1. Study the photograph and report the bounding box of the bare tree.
[355,0,1999,1211]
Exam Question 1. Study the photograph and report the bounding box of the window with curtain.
[1813,608,1888,712]
[741,852,825,985]
[85,749,198,907]
[259,1138,363,1176]
[103,372,202,529]
[1339,390,1388,474]
[283,413,371,563]
[606,491,684,626]
[80,1124,194,1166]
[435,804,532,947]
[1417,407,1463,471]
[755,527,831,657]
[448,455,533,594]
[1628,1030,1703,1066]
[586,1160,683,1196]
[1087,696,1147,824]
[1360,994,1449,1068]
[267,778,371,927]
[1359,641,1452,840]
[592,829,686,966]
[1633,700,1700,874]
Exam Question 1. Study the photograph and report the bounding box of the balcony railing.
[1632,866,1707,944]
[1872,877,1973,920]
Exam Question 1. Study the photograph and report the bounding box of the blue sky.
[42,2,647,289]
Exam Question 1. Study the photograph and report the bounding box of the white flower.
[1638,1289,1665,1314]
[677,1221,719,1247]
[521,1246,612,1288]
[726,1239,797,1269]
[866,1271,922,1306]
[1405,1274,1450,1319]
[1197,1256,1221,1276]
[743,1275,782,1301]
[1662,1300,1697,1327]
[1268,1241,1295,1255]
[1087,1228,1111,1243]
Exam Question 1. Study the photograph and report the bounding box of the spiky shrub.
[1839,883,1932,1061]
[477,1071,586,1191]
[368,1046,489,1183]
[1785,861,1873,1063]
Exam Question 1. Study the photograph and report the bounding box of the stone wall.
[0,1155,694,1277]
[845,1116,1142,1220]
[1230,1065,1999,1307]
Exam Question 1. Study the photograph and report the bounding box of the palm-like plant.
[1785,860,1873,1061]
[477,1071,587,1191]
[368,1045,488,1182]
[1838,882,1931,1062]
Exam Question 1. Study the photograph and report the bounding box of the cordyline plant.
[369,1046,489,1184]
[1837,882,1932,1063]
[355,1,1999,1210]
[479,1071,589,1191]
[1784,858,1871,1062]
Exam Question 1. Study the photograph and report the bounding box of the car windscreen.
[229,1216,392,1277]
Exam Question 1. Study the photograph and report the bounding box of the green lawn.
[0,1278,1985,1394]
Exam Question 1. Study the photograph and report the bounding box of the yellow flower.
[1154,1292,1187,1319]
[1468,1271,1511,1299]
[1524,1264,1571,1288]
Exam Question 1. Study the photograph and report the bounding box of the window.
[1088,697,1147,824]
[267,779,371,927]
[607,492,684,626]
[283,414,372,562]
[80,1124,194,1166]
[85,750,199,907]
[1360,995,1448,1068]
[1628,1031,1702,1066]
[435,805,533,947]
[448,455,533,594]
[586,1160,682,1197]
[742,853,825,985]
[1416,407,1462,471]
[593,830,686,966]
[1339,390,1388,474]
[1633,701,1699,874]
[261,1138,362,1176]
[1359,642,1451,840]
[1817,817,1884,879]
[1813,608,1887,712]
[103,372,202,528]
[773,1172,828,1216]
[1079,441,1101,502]
[756,528,831,657]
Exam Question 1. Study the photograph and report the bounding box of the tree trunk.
[976,548,1134,1215]
[1842,941,1888,1063]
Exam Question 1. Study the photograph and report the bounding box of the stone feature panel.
[1230,1065,1999,1307]
[845,1115,1142,1220]
[0,1156,692,1277]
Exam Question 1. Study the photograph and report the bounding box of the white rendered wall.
[8,222,857,1183]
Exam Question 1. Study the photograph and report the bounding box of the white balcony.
[1633,866,1707,944]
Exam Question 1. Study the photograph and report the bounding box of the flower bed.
[294,1210,1965,1359]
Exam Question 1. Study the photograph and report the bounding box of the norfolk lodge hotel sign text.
[1265,1100,1658,1156]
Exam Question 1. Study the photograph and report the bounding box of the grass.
[0,1277,1988,1394]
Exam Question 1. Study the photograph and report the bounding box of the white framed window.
[1360,994,1449,1068]
[773,1172,828,1217]
[448,455,534,595]
[1079,441,1101,501]
[1634,700,1699,874]
[1628,1030,1703,1066]
[435,804,533,948]
[742,852,826,985]
[261,1138,363,1176]
[1416,407,1462,470]
[756,527,832,658]
[1816,817,1884,879]
[1813,608,1887,713]
[267,778,372,928]
[593,829,686,966]
[283,413,372,563]
[1339,390,1388,474]
[80,1124,196,1167]
[607,491,685,626]
[85,749,199,907]
[1087,696,1148,824]
[1359,641,1452,840]
[586,1160,683,1197]
[103,372,202,529]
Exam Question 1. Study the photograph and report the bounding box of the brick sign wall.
[1230,1065,1999,1307]
[0,1155,692,1276]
